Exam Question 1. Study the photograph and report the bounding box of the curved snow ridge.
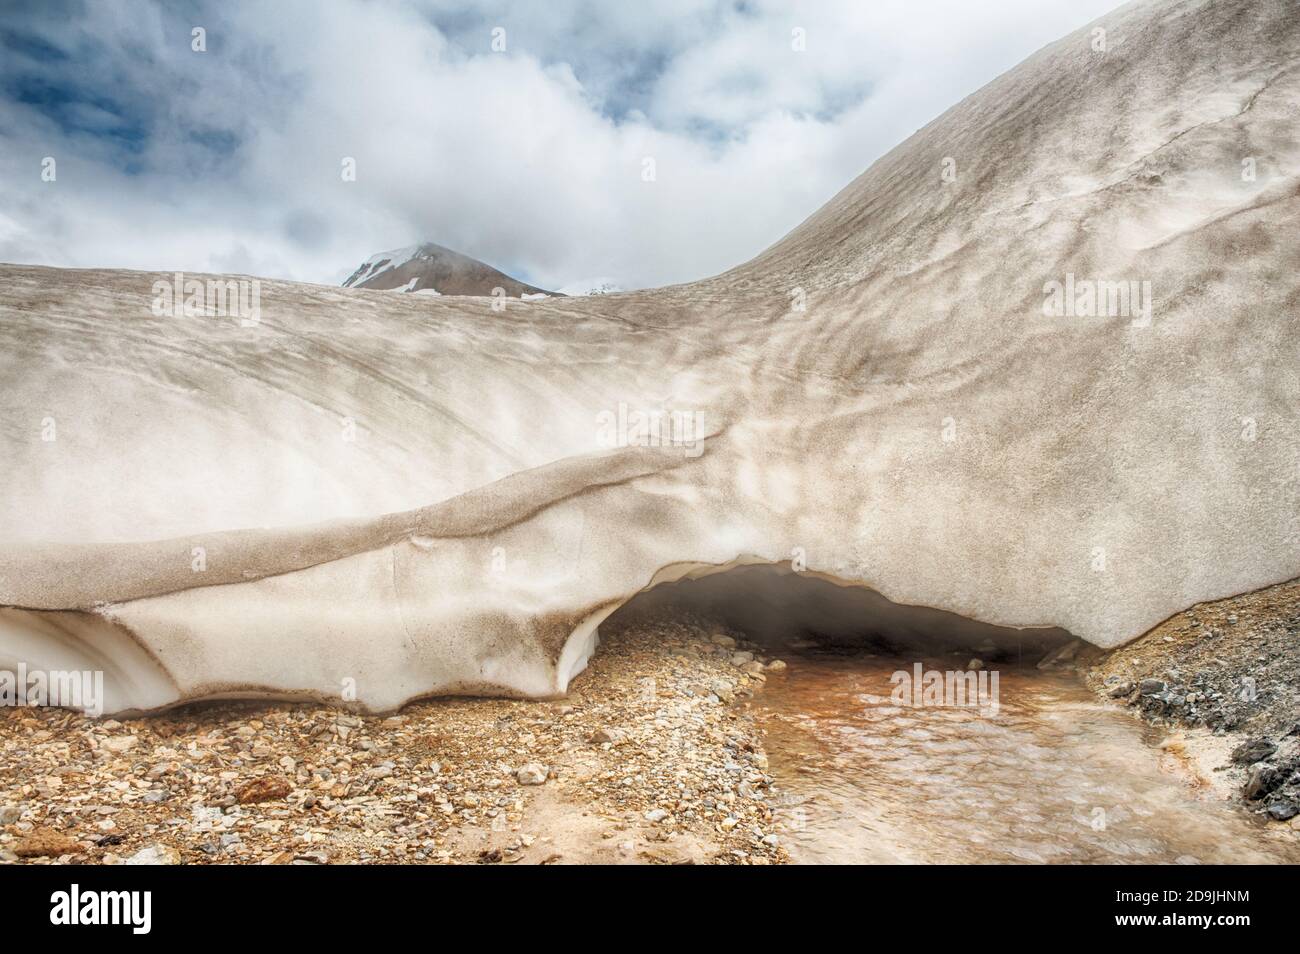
[2,0,1299,715]
[0,440,710,612]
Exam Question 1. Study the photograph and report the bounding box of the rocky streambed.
[2,581,1298,866]
[1088,578,1300,826]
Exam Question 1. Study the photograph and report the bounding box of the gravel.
[0,609,787,865]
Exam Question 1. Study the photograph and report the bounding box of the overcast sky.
[0,0,1126,292]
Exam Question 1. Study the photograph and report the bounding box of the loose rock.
[516,764,549,786]
[15,827,81,858]
[124,844,183,865]
[235,775,293,804]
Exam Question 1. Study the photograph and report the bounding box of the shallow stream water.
[754,652,1299,864]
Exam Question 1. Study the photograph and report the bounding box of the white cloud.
[0,0,1125,290]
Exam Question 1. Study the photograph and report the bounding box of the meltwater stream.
[754,652,1300,864]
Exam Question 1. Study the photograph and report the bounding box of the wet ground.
[754,652,1300,864]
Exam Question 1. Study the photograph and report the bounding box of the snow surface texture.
[1,0,1298,713]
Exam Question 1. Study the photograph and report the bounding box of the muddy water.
[754,653,1299,864]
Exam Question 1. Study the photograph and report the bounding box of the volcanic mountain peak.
[342,241,555,298]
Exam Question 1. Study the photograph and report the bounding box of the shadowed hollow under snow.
[1,0,1298,713]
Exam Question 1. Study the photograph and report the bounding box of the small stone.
[0,805,22,825]
[516,764,548,785]
[761,834,780,847]
[14,827,81,858]
[235,775,293,804]
[711,680,735,704]
[1108,681,1133,698]
[644,809,669,823]
[1265,801,1298,822]
[731,651,755,667]
[1139,679,1166,696]
[590,728,623,744]
[124,844,182,865]
[103,736,139,754]
[966,658,984,671]
[720,816,739,831]
[710,634,737,650]
[766,659,788,672]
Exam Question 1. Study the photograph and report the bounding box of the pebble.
[516,764,549,785]
[124,844,183,865]
[1139,679,1167,696]
[235,775,293,804]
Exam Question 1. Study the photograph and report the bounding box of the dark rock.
[1139,679,1166,696]
[1231,737,1277,765]
[1243,765,1281,800]
[1265,800,1298,821]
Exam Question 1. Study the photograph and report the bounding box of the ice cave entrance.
[604,562,1073,661]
